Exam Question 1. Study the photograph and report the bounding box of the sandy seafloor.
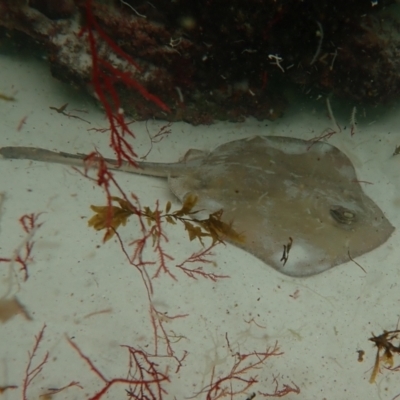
[1,51,400,400]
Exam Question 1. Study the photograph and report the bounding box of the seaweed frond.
[369,330,400,383]
[88,196,134,241]
[145,194,244,245]
[88,193,244,245]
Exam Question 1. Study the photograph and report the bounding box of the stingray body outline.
[0,135,394,276]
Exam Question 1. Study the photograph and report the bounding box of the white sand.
[0,52,399,400]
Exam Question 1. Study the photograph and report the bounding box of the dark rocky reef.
[0,0,399,124]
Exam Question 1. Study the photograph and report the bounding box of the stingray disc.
[168,136,394,276]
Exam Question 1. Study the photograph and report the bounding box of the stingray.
[0,136,394,277]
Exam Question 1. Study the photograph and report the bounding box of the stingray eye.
[330,206,357,225]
